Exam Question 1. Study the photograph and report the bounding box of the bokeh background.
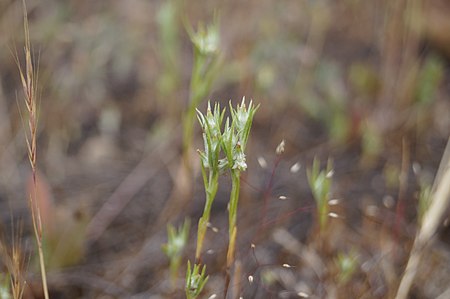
[0,0,449,298]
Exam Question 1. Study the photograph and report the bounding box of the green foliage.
[195,102,224,260]
[0,274,11,299]
[183,18,223,158]
[194,99,258,262]
[418,183,432,226]
[416,55,444,105]
[185,261,209,299]
[335,250,359,284]
[307,157,333,232]
[196,103,226,173]
[348,62,380,97]
[162,218,190,287]
[156,0,182,99]
[361,120,383,161]
[297,60,352,145]
[191,98,258,296]
[222,99,259,172]
[222,99,258,267]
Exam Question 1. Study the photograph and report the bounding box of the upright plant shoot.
[195,102,225,261]
[188,98,258,298]
[222,98,259,269]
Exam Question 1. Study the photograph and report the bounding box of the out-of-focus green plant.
[384,162,401,190]
[349,62,380,98]
[335,250,358,284]
[414,54,444,135]
[307,157,333,233]
[417,183,432,226]
[415,55,444,105]
[156,0,182,106]
[297,60,352,145]
[185,261,209,299]
[162,218,190,288]
[0,274,11,299]
[361,120,383,162]
[183,18,222,167]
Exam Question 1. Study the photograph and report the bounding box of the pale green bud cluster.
[197,98,259,174]
[189,21,220,55]
[185,261,209,299]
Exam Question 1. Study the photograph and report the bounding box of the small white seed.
[412,162,421,175]
[328,198,340,206]
[328,212,339,218]
[257,156,268,169]
[278,195,288,200]
[326,169,334,178]
[290,162,301,173]
[365,205,379,217]
[297,291,309,298]
[207,222,219,233]
[382,195,395,209]
[276,140,285,155]
[248,275,254,283]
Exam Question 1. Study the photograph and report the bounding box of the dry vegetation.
[0,0,449,298]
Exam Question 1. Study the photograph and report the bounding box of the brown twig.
[396,138,450,299]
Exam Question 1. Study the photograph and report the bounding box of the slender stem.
[30,176,50,299]
[182,51,204,159]
[228,171,240,237]
[37,241,49,299]
[227,171,240,267]
[195,171,219,261]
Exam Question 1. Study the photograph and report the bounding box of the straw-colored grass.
[396,138,450,299]
[14,2,49,298]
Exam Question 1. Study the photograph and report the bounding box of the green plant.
[156,0,182,109]
[190,98,258,296]
[0,274,10,299]
[417,183,432,226]
[222,99,259,269]
[185,261,209,299]
[183,18,222,167]
[0,224,27,299]
[335,250,358,284]
[195,102,225,261]
[307,157,333,233]
[415,54,443,105]
[162,218,190,288]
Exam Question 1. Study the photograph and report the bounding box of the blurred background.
[0,0,449,298]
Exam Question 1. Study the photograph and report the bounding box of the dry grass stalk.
[0,223,27,299]
[14,2,50,299]
[396,138,450,299]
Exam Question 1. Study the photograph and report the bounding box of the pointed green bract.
[162,218,190,288]
[307,157,333,232]
[185,260,209,299]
